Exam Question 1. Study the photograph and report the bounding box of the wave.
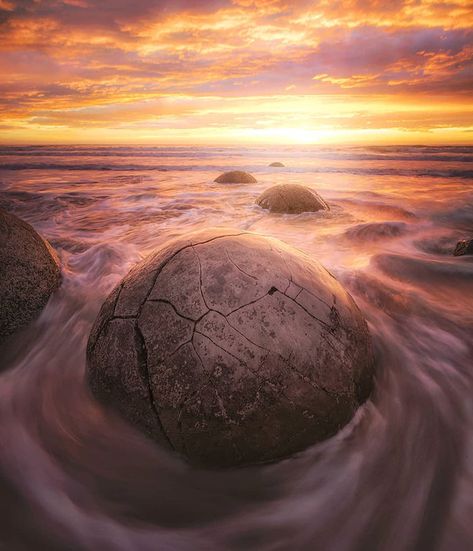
[1,145,472,164]
[2,162,473,179]
[373,253,473,288]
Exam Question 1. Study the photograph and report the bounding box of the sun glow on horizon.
[1,1,472,145]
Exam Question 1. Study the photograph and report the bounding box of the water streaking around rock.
[0,145,472,550]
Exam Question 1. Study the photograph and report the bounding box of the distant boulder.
[269,162,285,167]
[0,209,61,343]
[214,171,257,184]
[256,184,329,214]
[453,239,473,256]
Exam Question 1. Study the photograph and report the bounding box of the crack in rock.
[224,286,284,317]
[194,325,333,411]
[224,247,258,280]
[194,330,246,367]
[146,298,198,323]
[134,323,175,451]
[112,283,124,316]
[137,232,248,315]
[192,245,210,311]
[223,316,271,353]
[298,286,335,311]
[88,230,374,468]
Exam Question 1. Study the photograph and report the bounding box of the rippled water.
[0,145,472,550]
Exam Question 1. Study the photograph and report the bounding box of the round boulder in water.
[214,171,257,184]
[0,209,61,344]
[87,230,374,468]
[269,162,285,167]
[256,184,329,214]
[345,222,408,242]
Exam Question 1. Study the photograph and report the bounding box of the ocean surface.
[0,145,472,550]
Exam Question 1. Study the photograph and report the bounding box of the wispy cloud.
[1,0,472,143]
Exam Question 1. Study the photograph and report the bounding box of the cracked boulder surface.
[87,229,374,468]
[214,171,257,184]
[0,208,61,344]
[256,184,329,214]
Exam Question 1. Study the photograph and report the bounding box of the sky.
[0,0,472,145]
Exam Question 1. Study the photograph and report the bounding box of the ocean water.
[0,145,472,550]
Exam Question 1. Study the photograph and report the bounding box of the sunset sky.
[1,0,472,145]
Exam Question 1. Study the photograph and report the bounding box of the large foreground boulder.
[257,184,329,214]
[0,209,61,343]
[87,230,374,468]
[214,171,257,184]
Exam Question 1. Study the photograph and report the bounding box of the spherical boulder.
[87,230,374,468]
[269,162,285,167]
[214,171,257,184]
[0,209,61,343]
[256,184,329,214]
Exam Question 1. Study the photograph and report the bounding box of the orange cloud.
[0,0,472,144]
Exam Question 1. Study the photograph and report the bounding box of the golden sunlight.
[0,0,472,144]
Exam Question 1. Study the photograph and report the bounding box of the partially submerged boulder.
[453,239,473,256]
[87,229,374,468]
[256,184,329,214]
[345,222,408,242]
[269,162,285,167]
[214,171,257,184]
[0,209,61,343]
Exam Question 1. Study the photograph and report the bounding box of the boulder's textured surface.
[256,184,329,214]
[87,230,374,468]
[454,239,473,256]
[269,162,285,167]
[214,171,257,184]
[0,209,61,343]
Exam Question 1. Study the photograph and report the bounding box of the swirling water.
[0,145,472,551]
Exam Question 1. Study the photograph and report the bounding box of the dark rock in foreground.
[0,209,61,344]
[454,239,473,256]
[87,230,374,468]
[257,184,329,214]
[214,171,257,184]
[269,162,285,167]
